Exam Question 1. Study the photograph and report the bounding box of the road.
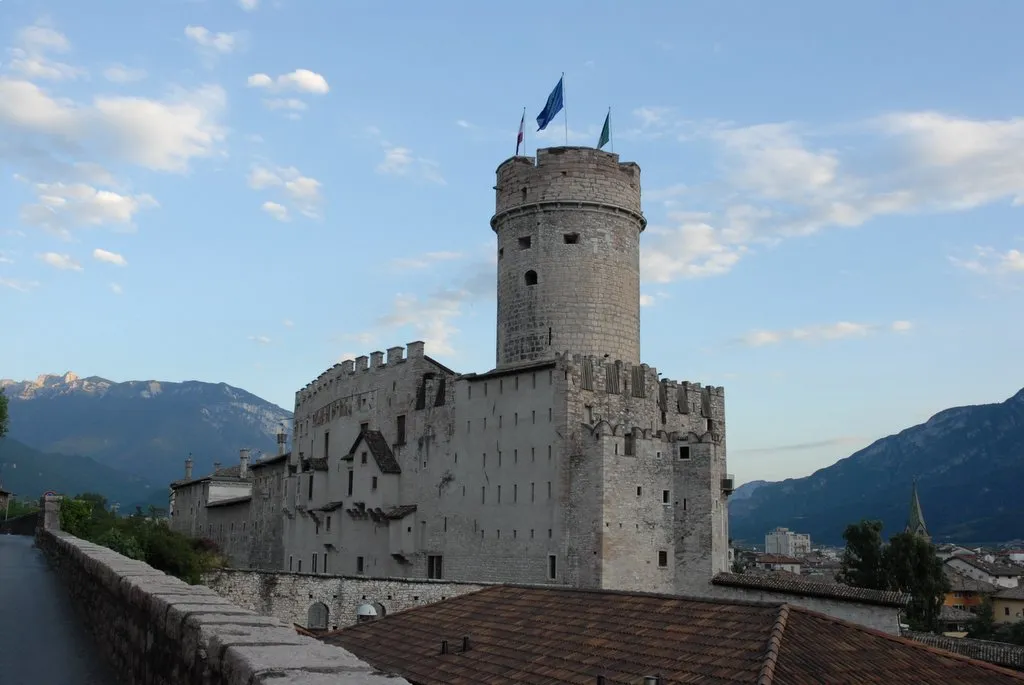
[0,534,119,685]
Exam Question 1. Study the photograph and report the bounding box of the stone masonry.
[34,495,407,685]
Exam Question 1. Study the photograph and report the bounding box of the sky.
[1,0,1022,485]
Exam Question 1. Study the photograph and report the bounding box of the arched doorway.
[307,602,329,630]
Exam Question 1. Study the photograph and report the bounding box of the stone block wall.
[35,527,409,684]
[205,568,488,631]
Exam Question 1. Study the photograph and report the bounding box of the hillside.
[729,388,1024,546]
[1,372,292,486]
[0,437,157,507]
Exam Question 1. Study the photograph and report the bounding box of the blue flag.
[536,77,564,131]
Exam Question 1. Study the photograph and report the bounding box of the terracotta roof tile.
[712,572,910,607]
[995,585,1024,600]
[944,567,999,593]
[319,585,1024,684]
[950,555,1024,577]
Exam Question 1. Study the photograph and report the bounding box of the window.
[548,555,557,580]
[1006,607,1011,616]
[315,520,320,535]
[326,516,331,532]
[347,470,354,496]
[498,247,504,260]
[361,451,368,465]
[518,236,531,249]
[360,422,369,432]
[297,559,302,572]
[312,553,318,574]
[396,415,406,445]
[563,232,579,244]
[289,555,293,571]
[636,486,642,497]
[663,490,670,504]
[548,481,552,498]
[357,556,364,574]
[514,484,518,503]
[524,270,538,286]
[307,474,313,499]
[323,555,328,574]
[679,446,691,460]
[324,431,330,458]
[498,485,502,503]
[624,433,635,456]
[428,555,443,579]
[531,482,535,502]
[658,551,668,567]
[482,486,486,504]
[372,476,378,490]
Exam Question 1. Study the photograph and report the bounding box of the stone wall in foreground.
[36,525,409,685]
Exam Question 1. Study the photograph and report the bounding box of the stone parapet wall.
[36,528,409,685]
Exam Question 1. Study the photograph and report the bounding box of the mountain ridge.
[729,387,1024,546]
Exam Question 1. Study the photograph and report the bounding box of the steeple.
[905,479,930,541]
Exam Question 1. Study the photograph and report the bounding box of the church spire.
[905,479,930,540]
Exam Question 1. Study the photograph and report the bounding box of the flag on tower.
[597,109,611,150]
[536,76,564,131]
[516,109,526,155]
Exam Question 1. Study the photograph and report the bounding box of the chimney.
[277,428,287,455]
[184,455,193,480]
[239,448,250,479]
[407,341,425,358]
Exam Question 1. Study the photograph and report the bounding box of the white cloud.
[377,146,445,185]
[741,320,909,347]
[950,245,1024,275]
[0,277,39,292]
[261,201,289,221]
[109,282,123,295]
[639,294,655,307]
[455,120,472,128]
[39,252,82,271]
[249,334,271,344]
[184,25,238,54]
[18,181,158,236]
[249,164,323,219]
[246,69,329,94]
[283,319,294,328]
[0,77,227,173]
[92,248,127,266]
[628,109,1024,283]
[7,25,85,81]
[264,98,307,114]
[0,252,13,264]
[239,0,259,10]
[103,64,147,83]
[390,251,463,270]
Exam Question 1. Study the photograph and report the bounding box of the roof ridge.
[756,603,789,685]
[786,605,1024,680]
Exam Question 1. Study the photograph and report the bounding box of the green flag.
[597,111,610,150]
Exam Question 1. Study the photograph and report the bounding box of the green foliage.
[5,498,39,519]
[838,520,950,631]
[967,598,995,639]
[59,493,226,584]
[0,388,8,438]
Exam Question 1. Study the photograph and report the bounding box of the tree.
[838,520,888,590]
[884,532,949,631]
[968,598,995,640]
[0,387,8,438]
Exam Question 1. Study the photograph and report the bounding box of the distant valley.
[0,373,292,503]
[729,387,1024,546]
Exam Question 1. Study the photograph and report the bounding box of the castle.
[170,146,732,595]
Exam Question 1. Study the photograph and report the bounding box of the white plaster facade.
[765,527,811,557]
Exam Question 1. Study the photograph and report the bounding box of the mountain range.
[0,373,292,501]
[729,387,1024,546]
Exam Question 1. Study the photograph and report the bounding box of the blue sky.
[1,0,1022,484]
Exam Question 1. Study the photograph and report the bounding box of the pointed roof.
[345,429,401,474]
[906,479,929,538]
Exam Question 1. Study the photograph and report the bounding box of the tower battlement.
[295,341,428,407]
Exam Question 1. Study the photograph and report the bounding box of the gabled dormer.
[341,429,402,511]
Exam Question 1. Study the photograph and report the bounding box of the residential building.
[947,556,1023,590]
[753,553,802,574]
[764,526,811,557]
[993,585,1024,625]
[944,566,998,613]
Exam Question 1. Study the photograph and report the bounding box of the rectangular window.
[636,486,642,497]
[548,555,557,580]
[289,555,293,571]
[326,516,332,531]
[548,482,552,499]
[679,446,691,460]
[514,484,518,503]
[315,520,320,535]
[396,415,406,445]
[347,470,354,496]
[532,410,536,424]
[307,474,314,499]
[372,476,378,490]
[498,485,502,503]
[624,433,635,456]
[428,555,444,579]
[658,551,668,567]
[361,451,368,464]
[518,236,531,249]
[312,553,318,574]
[663,490,670,504]
[297,559,302,572]
[482,486,486,504]
[548,407,552,422]
[324,431,330,458]
[323,554,328,574]
[357,556,364,574]
[360,422,368,432]
[531,482,535,502]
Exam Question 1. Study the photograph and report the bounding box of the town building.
[946,555,1023,590]
[993,585,1024,625]
[752,553,802,574]
[281,147,731,595]
[944,566,998,613]
[764,526,811,557]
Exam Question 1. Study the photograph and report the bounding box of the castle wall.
[492,148,645,367]
[205,498,251,567]
[247,457,287,570]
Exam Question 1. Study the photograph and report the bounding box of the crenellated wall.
[34,496,408,685]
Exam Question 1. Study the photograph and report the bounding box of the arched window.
[307,602,329,630]
[524,270,538,286]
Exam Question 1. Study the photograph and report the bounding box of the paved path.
[0,534,119,685]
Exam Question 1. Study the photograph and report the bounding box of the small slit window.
[563,232,579,244]
[518,236,532,249]
[524,270,538,286]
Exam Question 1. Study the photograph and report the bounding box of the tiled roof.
[949,555,1024,577]
[319,585,1024,684]
[904,631,1024,672]
[945,567,999,594]
[346,430,401,474]
[250,452,290,469]
[171,463,251,488]
[712,572,910,607]
[382,504,417,520]
[757,554,802,565]
[940,605,979,622]
[995,585,1024,600]
[205,495,251,509]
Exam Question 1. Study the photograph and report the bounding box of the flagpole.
[562,72,568,146]
[609,106,614,153]
[522,106,527,156]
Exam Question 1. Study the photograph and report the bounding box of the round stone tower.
[490,146,645,368]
